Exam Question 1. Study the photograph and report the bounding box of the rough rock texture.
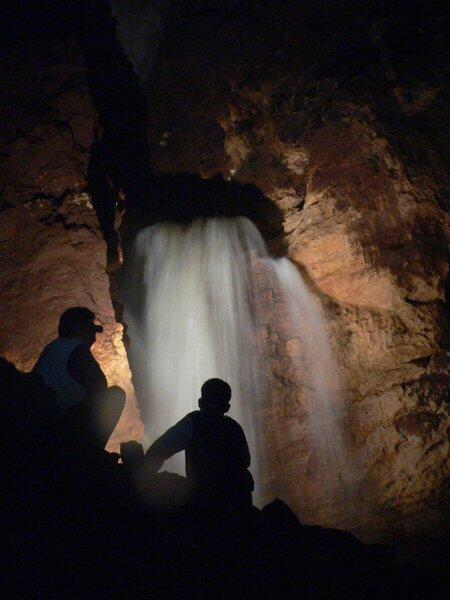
[0,38,142,450]
[140,2,449,542]
[0,40,92,206]
[0,1,448,556]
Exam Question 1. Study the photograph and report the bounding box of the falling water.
[123,216,357,514]
[266,258,358,519]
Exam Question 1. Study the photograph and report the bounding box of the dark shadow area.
[2,355,448,598]
[87,138,123,269]
[77,1,154,214]
[133,172,286,241]
[77,0,154,272]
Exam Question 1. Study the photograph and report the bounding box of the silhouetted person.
[120,440,145,467]
[1,356,60,451]
[33,307,125,449]
[145,378,254,509]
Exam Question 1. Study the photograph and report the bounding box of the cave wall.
[0,1,448,548]
[0,36,142,450]
[131,1,449,541]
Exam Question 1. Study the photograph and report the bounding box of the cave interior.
[0,0,449,585]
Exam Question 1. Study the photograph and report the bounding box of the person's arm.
[145,414,194,471]
[232,422,251,469]
[240,430,251,469]
[67,344,108,398]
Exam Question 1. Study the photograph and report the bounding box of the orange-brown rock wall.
[141,4,449,542]
[0,38,142,450]
[1,3,448,551]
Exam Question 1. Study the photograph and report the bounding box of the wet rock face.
[0,38,142,451]
[0,1,448,547]
[140,4,449,539]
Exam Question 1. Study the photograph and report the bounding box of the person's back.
[186,409,251,500]
[146,378,253,507]
[34,336,88,413]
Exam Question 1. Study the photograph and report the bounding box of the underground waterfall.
[123,216,357,513]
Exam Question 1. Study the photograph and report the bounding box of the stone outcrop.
[0,37,142,450]
[0,39,92,206]
[136,3,449,542]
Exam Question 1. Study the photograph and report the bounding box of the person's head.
[58,306,103,346]
[198,378,232,414]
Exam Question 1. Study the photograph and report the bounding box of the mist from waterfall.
[123,216,356,512]
[267,258,358,514]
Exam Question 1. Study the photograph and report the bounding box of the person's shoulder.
[223,415,244,430]
[223,414,238,422]
[172,410,198,426]
[67,341,96,370]
[172,411,197,433]
[45,336,89,356]
[185,410,201,420]
[39,337,63,353]
[35,337,78,364]
[69,340,91,353]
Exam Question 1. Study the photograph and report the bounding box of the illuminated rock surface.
[0,2,448,555]
[0,37,142,450]
[133,2,450,543]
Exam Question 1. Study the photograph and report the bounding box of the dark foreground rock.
[1,1,448,542]
[1,357,448,599]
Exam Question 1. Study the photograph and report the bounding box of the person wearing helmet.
[34,306,125,449]
[145,378,254,508]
